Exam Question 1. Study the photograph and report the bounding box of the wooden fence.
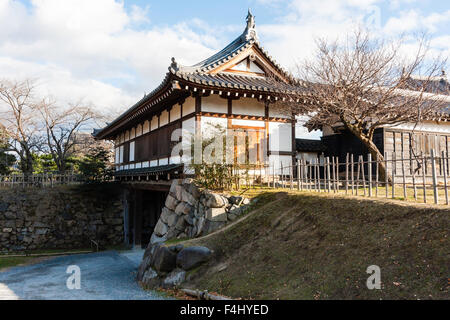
[0,173,82,188]
[233,149,450,205]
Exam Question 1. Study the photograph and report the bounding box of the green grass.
[0,256,36,271]
[179,190,449,300]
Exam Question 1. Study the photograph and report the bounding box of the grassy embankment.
[177,189,449,300]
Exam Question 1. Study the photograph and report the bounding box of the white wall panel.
[269,122,292,152]
[129,141,135,162]
[232,97,265,116]
[183,97,195,116]
[151,116,158,131]
[160,110,169,127]
[201,95,227,113]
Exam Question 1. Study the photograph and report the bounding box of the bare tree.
[39,101,97,174]
[280,29,448,179]
[0,79,42,176]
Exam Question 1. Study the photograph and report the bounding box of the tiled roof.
[405,74,450,95]
[114,164,183,177]
[94,13,303,139]
[173,72,302,94]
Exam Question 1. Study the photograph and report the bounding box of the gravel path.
[0,250,167,300]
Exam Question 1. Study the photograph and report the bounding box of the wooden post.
[401,152,407,201]
[384,153,388,198]
[442,151,449,205]
[361,156,366,196]
[272,165,275,188]
[430,149,438,204]
[331,157,336,193]
[280,162,283,189]
[368,153,373,197]
[315,158,320,192]
[351,154,354,195]
[335,157,339,193]
[412,153,417,201]
[345,154,349,195]
[391,152,396,199]
[290,164,293,190]
[326,157,331,193]
[297,160,300,191]
[356,156,360,196]
[422,153,427,203]
[375,156,379,197]
[300,160,303,191]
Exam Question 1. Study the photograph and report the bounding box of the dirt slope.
[181,191,449,300]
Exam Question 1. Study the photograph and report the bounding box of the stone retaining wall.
[150,179,251,244]
[0,185,124,252]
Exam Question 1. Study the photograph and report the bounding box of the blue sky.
[0,0,449,137]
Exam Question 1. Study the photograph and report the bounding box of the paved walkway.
[0,250,167,300]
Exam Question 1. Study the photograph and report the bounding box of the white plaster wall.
[269,155,293,175]
[151,116,158,131]
[269,122,292,152]
[136,124,142,137]
[232,97,265,116]
[129,141,135,162]
[143,121,150,134]
[115,148,120,164]
[160,110,169,127]
[231,119,265,127]
[201,95,228,113]
[170,104,181,121]
[269,102,291,118]
[201,117,227,139]
[159,158,169,166]
[181,117,196,164]
[183,97,196,116]
[119,145,124,163]
[388,121,450,133]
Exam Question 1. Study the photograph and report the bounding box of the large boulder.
[152,246,177,273]
[162,269,186,288]
[181,189,197,207]
[150,233,167,245]
[202,192,228,208]
[142,268,158,284]
[176,246,212,271]
[187,183,201,199]
[166,213,179,228]
[169,179,182,197]
[160,207,174,224]
[154,220,168,237]
[206,207,227,222]
[165,194,179,211]
[228,196,243,205]
[174,202,192,215]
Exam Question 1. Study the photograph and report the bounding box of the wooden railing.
[231,149,450,205]
[0,173,82,188]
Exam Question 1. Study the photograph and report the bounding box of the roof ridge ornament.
[169,57,179,73]
[242,9,258,41]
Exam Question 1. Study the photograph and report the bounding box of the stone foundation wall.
[150,179,251,244]
[0,185,124,253]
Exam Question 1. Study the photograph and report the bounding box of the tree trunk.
[344,123,392,183]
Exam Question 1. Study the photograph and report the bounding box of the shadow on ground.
[0,250,168,300]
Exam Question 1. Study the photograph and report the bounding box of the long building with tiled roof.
[95,11,300,179]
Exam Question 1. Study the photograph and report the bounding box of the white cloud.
[0,0,448,133]
[383,9,450,34]
[0,0,217,117]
